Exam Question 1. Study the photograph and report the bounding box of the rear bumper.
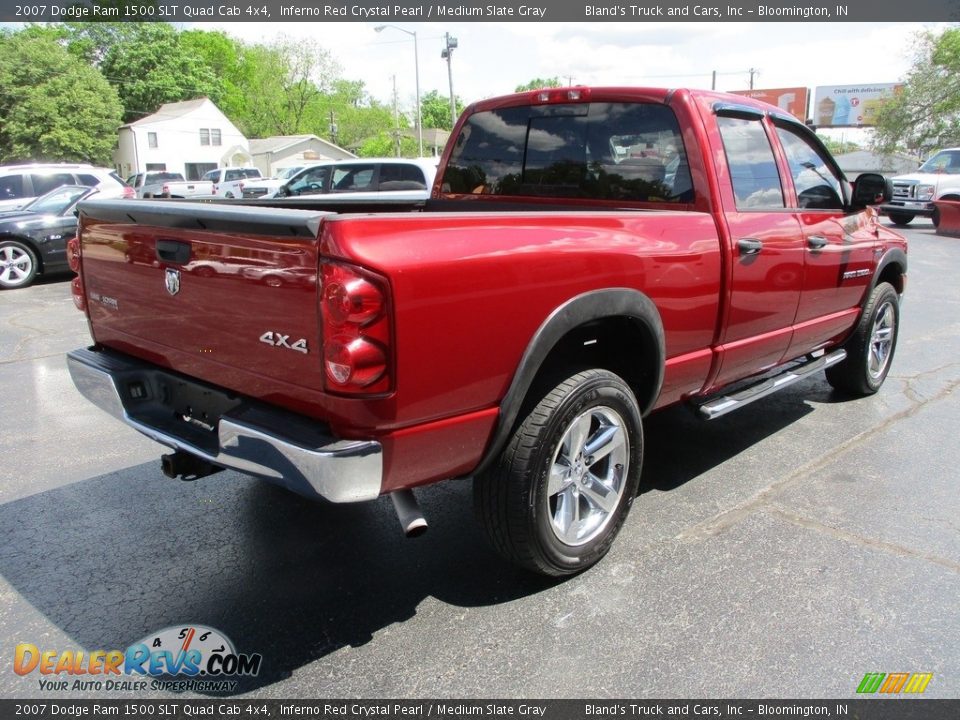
[66,347,382,503]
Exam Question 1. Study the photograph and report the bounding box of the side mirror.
[851,173,892,210]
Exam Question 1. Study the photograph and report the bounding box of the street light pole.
[441,33,459,128]
[376,24,422,157]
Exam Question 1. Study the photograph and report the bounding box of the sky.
[204,21,941,113]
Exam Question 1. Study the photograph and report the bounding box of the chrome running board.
[698,349,847,420]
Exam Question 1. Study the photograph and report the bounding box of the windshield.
[24,185,91,215]
[919,150,960,174]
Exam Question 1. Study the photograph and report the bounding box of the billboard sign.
[813,84,903,128]
[729,87,809,121]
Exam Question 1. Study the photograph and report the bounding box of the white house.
[249,135,355,176]
[114,98,251,181]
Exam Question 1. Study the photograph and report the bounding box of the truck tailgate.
[77,200,330,397]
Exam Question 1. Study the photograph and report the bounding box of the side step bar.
[698,349,847,420]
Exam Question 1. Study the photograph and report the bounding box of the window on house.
[148,132,158,149]
[200,129,210,146]
[211,129,222,146]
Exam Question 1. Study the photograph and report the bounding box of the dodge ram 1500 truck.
[67,87,907,576]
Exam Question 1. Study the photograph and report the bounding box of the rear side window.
[441,102,694,202]
[716,116,785,210]
[31,173,74,196]
[331,165,376,192]
[0,174,24,200]
[76,174,101,187]
[378,164,427,190]
[225,169,243,182]
[243,168,262,179]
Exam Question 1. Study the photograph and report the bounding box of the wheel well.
[0,236,43,272]
[940,194,960,200]
[877,262,904,295]
[526,316,660,417]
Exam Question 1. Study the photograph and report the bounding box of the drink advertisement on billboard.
[813,84,903,128]
[729,87,809,121]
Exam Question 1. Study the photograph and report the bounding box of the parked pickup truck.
[880,147,960,227]
[68,88,906,576]
[126,171,214,199]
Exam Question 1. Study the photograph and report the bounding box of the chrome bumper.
[66,347,383,503]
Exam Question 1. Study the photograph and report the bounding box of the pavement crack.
[675,373,960,544]
[766,504,960,574]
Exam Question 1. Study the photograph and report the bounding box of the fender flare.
[470,288,665,478]
[872,247,908,295]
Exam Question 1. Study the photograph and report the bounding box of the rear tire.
[887,212,914,227]
[0,240,39,289]
[474,369,643,576]
[825,282,900,396]
[932,206,941,229]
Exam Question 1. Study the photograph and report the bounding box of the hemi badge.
[165,268,181,296]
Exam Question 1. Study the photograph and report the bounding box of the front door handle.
[807,235,828,250]
[738,238,763,256]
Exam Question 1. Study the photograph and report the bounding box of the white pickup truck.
[881,147,960,227]
[201,167,263,198]
[126,171,214,199]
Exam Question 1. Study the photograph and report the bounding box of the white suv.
[0,164,132,212]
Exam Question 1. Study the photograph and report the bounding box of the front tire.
[0,240,39,289]
[474,369,643,576]
[932,206,941,229]
[887,212,914,227]
[825,282,900,396]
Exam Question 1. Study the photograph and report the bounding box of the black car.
[0,185,96,289]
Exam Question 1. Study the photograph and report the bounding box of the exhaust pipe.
[390,489,428,538]
[161,451,223,481]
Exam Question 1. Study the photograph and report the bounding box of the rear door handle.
[737,238,763,256]
[807,235,828,250]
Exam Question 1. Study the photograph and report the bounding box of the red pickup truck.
[67,87,906,576]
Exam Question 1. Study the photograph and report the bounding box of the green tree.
[873,28,960,156]
[419,89,465,131]
[514,77,563,92]
[817,136,861,156]
[0,32,122,164]
[179,29,251,123]
[239,37,341,137]
[98,23,221,122]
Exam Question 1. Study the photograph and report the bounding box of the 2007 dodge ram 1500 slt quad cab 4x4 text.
[67,87,906,576]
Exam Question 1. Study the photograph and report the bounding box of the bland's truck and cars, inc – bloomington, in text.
[67,87,906,576]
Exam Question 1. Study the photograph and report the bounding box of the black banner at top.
[2,0,960,23]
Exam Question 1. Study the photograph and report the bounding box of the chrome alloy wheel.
[868,300,896,380]
[0,245,33,287]
[547,406,629,547]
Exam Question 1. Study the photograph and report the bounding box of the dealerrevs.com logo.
[14,624,262,693]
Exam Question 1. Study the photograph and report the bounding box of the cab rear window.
[441,102,693,203]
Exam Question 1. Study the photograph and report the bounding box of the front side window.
[30,173,74,196]
[716,116,785,210]
[442,102,694,203]
[774,125,844,210]
[287,166,331,195]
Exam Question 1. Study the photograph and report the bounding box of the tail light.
[66,236,81,273]
[122,187,136,199]
[320,262,392,395]
[212,185,219,195]
[239,182,245,191]
[69,234,87,313]
[161,184,169,195]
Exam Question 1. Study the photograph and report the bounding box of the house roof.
[248,134,355,159]
[123,98,214,128]
[834,150,919,174]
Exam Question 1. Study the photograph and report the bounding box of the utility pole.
[711,70,716,91]
[441,33,459,128]
[391,74,400,157]
[329,110,338,146]
[748,68,758,90]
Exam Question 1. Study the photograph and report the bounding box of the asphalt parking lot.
[1,220,957,700]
